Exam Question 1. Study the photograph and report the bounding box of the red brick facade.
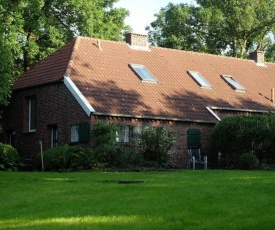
[2,82,90,167]
[2,81,215,169]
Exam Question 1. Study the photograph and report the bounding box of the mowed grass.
[1,170,275,230]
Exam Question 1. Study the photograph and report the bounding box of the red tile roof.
[13,36,275,123]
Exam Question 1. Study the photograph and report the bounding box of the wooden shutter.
[187,129,201,148]
[78,122,89,142]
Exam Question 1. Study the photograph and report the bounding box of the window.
[71,125,79,142]
[129,64,157,83]
[222,75,246,92]
[28,97,36,132]
[188,71,213,89]
[51,126,58,147]
[133,126,144,141]
[70,122,89,143]
[116,125,130,143]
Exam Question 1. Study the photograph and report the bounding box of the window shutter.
[187,129,201,148]
[78,122,89,142]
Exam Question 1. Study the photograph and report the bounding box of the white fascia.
[64,76,95,116]
[206,106,221,121]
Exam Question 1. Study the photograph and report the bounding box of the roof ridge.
[75,35,126,45]
[150,45,258,63]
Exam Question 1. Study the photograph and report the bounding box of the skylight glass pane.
[188,71,212,89]
[129,64,157,82]
[222,75,246,92]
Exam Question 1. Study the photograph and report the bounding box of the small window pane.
[116,125,130,143]
[188,71,212,89]
[133,126,143,141]
[71,125,79,142]
[222,75,246,92]
[51,126,58,147]
[29,97,36,131]
[129,64,157,83]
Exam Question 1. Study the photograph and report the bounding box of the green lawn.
[1,170,275,230]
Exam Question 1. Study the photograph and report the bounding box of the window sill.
[23,130,36,134]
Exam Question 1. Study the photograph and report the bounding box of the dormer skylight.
[222,75,246,92]
[188,71,213,89]
[129,64,157,83]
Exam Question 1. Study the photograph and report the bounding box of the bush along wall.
[38,122,176,171]
[212,113,275,169]
[0,143,22,171]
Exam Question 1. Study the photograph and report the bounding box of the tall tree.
[146,3,208,52]
[147,0,275,59]
[0,0,129,107]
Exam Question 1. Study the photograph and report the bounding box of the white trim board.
[64,76,95,116]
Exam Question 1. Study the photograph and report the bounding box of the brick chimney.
[125,33,148,47]
[249,50,265,66]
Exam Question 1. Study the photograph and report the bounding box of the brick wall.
[2,82,90,167]
[90,116,215,168]
[2,81,216,169]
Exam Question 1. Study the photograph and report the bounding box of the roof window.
[222,75,246,92]
[188,71,213,89]
[129,64,157,83]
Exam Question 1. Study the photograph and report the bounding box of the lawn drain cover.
[118,180,144,184]
[100,180,144,184]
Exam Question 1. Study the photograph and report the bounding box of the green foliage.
[40,123,176,171]
[212,114,275,168]
[39,145,97,171]
[265,43,275,63]
[91,123,176,169]
[239,153,259,170]
[0,143,21,171]
[92,121,117,165]
[139,127,176,166]
[147,0,275,58]
[0,0,129,118]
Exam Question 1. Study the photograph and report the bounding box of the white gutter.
[64,76,95,116]
[206,106,221,121]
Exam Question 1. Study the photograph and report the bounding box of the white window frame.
[28,97,36,132]
[129,64,158,83]
[222,75,246,92]
[188,71,213,89]
[116,125,130,143]
[70,125,79,143]
[51,126,58,147]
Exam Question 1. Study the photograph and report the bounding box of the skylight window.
[129,64,157,83]
[222,75,246,92]
[188,71,213,89]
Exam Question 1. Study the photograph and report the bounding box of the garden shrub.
[212,114,275,168]
[139,127,176,167]
[92,122,176,169]
[39,145,93,171]
[0,143,21,171]
[92,121,117,166]
[239,153,259,170]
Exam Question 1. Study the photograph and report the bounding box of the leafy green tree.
[0,0,129,128]
[265,42,275,62]
[146,3,209,52]
[147,0,275,58]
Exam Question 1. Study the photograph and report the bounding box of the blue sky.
[115,0,195,34]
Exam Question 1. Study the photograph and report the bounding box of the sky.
[114,0,196,34]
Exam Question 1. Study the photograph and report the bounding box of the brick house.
[2,33,275,168]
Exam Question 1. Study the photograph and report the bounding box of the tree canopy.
[0,0,129,107]
[147,0,275,59]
